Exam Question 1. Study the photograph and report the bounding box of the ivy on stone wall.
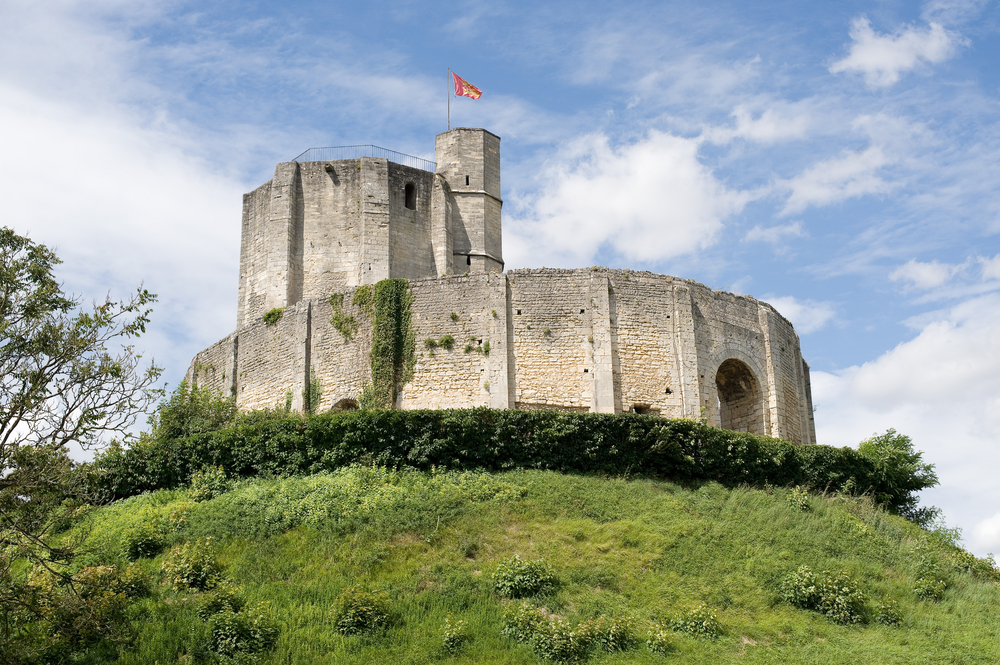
[262,307,285,327]
[329,293,358,340]
[359,279,415,409]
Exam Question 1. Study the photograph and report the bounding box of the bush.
[333,587,391,635]
[591,615,638,652]
[262,308,284,326]
[208,603,279,659]
[646,625,675,654]
[189,464,231,502]
[197,583,247,620]
[786,485,810,511]
[670,604,721,638]
[502,601,547,643]
[493,554,556,598]
[780,565,867,625]
[875,600,902,626]
[162,538,222,590]
[529,617,596,663]
[914,577,946,601]
[121,520,165,560]
[857,429,938,518]
[952,548,1000,582]
[442,616,470,654]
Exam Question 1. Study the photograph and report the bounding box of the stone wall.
[188,268,817,445]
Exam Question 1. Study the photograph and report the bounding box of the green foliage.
[875,600,902,626]
[424,334,455,351]
[121,519,165,560]
[645,626,675,654]
[333,586,391,634]
[590,615,638,652]
[786,485,810,511]
[92,410,940,520]
[352,284,373,315]
[858,429,938,519]
[450,312,459,321]
[262,307,284,326]
[209,602,279,660]
[952,547,1000,581]
[364,279,415,409]
[197,583,247,620]
[669,603,721,638]
[441,616,470,654]
[161,537,223,590]
[914,577,946,601]
[189,464,231,502]
[529,616,597,663]
[303,367,322,415]
[329,292,359,340]
[493,554,557,598]
[149,380,237,441]
[502,601,546,643]
[780,565,868,624]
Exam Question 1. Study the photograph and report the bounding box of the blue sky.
[3,0,1000,554]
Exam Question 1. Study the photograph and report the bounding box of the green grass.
[65,468,1000,663]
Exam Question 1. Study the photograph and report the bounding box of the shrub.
[670,604,721,638]
[333,587,391,635]
[952,548,1000,581]
[162,538,222,590]
[262,308,284,326]
[875,600,902,626]
[189,464,231,502]
[502,601,547,643]
[197,583,247,620]
[530,617,596,663]
[121,520,165,561]
[493,554,556,598]
[914,577,946,601]
[208,603,279,659]
[646,626,675,654]
[442,616,470,654]
[591,615,638,652]
[786,485,810,511]
[857,429,938,518]
[780,565,867,625]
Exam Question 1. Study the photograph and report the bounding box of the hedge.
[92,408,901,506]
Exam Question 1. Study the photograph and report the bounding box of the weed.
[121,520,165,561]
[197,583,247,620]
[333,586,391,634]
[493,554,557,598]
[670,603,721,638]
[450,312,459,322]
[786,485,810,511]
[646,625,675,654]
[162,538,223,590]
[442,616,470,654]
[780,565,867,625]
[189,465,231,502]
[591,615,638,652]
[915,577,946,601]
[262,307,284,326]
[502,601,546,643]
[208,602,279,660]
[875,600,902,626]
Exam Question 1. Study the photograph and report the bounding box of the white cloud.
[703,106,810,145]
[505,131,749,267]
[829,17,961,88]
[744,221,805,243]
[780,146,891,215]
[981,254,1000,281]
[812,293,1000,555]
[889,258,963,290]
[762,296,836,334]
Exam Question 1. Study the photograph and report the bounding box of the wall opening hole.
[465,175,470,186]
[632,404,654,415]
[583,369,589,373]
[404,182,416,209]
[466,255,471,266]
[665,387,672,394]
[517,310,521,315]
[716,358,764,435]
[332,398,359,412]
[580,309,585,314]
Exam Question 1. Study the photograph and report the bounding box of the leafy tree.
[858,429,939,524]
[149,380,237,441]
[0,227,162,662]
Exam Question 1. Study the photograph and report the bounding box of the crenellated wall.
[188,268,817,445]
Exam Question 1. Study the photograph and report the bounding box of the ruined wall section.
[185,334,237,398]
[507,269,591,411]
[606,271,683,417]
[403,274,494,409]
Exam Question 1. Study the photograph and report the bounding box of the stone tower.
[236,128,504,328]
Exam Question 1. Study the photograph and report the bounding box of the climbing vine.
[329,293,358,340]
[358,279,414,409]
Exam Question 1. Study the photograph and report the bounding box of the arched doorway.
[715,359,764,435]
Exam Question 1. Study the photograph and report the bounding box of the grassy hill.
[66,465,999,664]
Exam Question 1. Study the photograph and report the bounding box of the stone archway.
[715,359,764,435]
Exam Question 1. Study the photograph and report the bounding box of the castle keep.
[188,128,818,445]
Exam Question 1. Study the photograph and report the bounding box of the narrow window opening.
[465,175,470,186]
[665,387,673,394]
[580,309,585,314]
[516,310,521,315]
[404,182,416,210]
[466,255,471,266]
[583,368,589,373]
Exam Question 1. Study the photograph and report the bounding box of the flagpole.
[447,67,451,131]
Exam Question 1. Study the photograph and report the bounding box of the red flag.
[452,72,483,99]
